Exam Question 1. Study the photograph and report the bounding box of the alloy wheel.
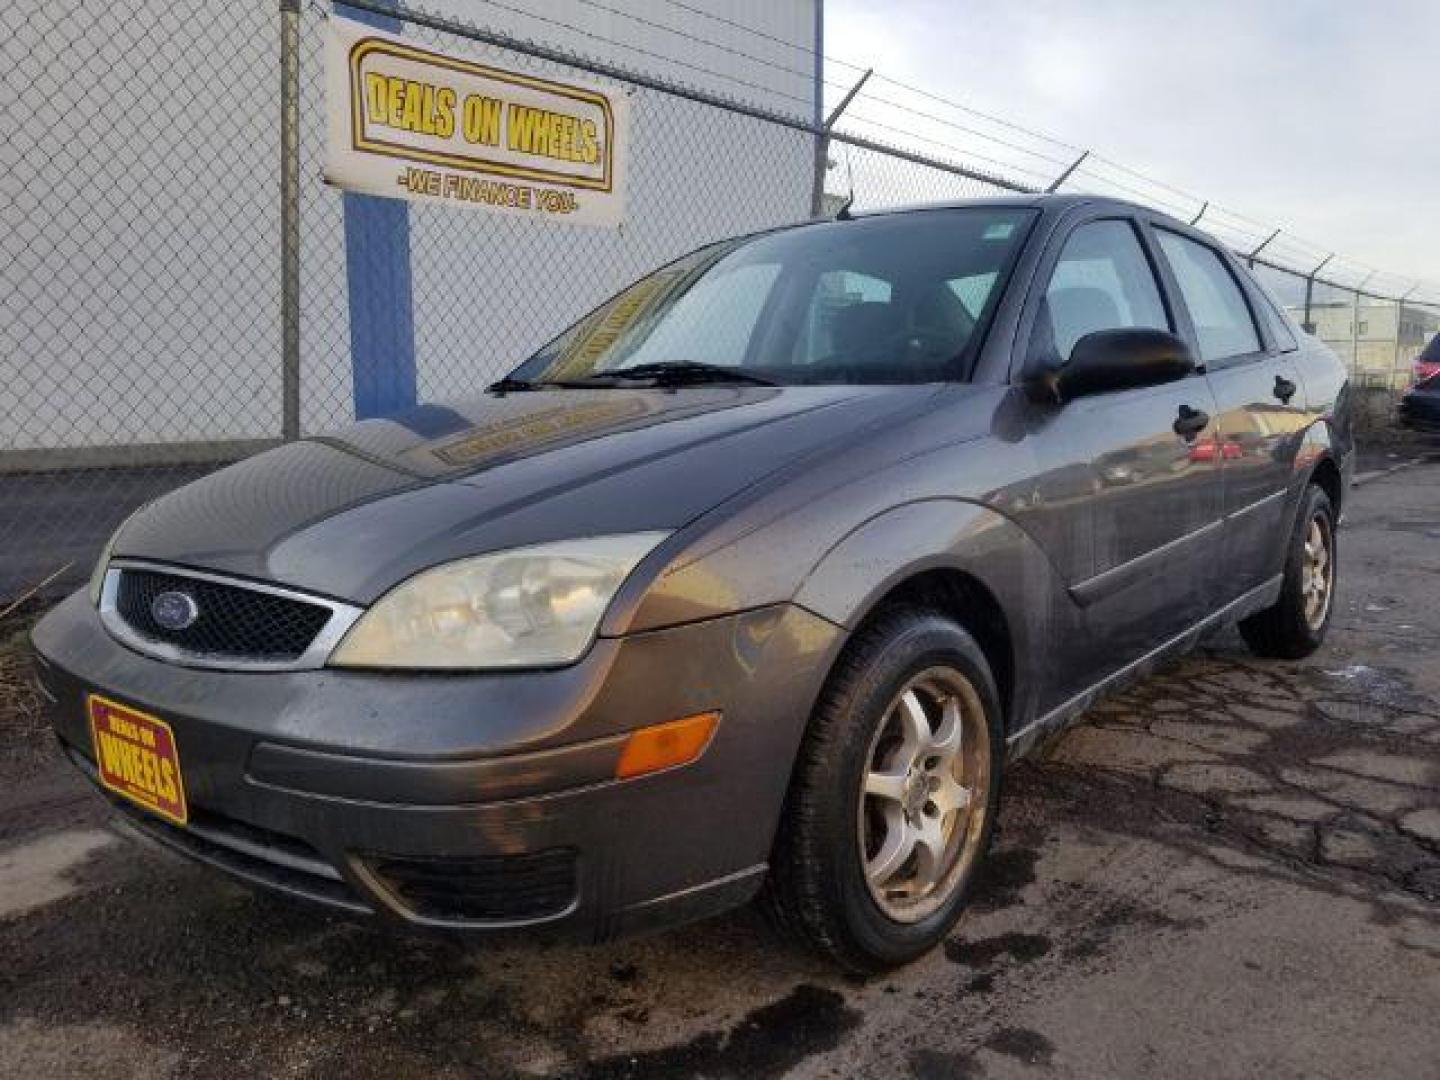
[1301,513,1334,631]
[857,667,991,923]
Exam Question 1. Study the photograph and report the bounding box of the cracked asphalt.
[1,459,1437,1079]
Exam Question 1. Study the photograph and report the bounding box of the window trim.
[1149,225,1268,373]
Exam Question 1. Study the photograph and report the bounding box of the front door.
[1020,216,1224,685]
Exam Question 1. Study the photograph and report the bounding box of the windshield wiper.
[486,376,544,392]
[485,376,598,392]
[580,362,778,387]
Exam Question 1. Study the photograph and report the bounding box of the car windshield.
[506,208,1037,387]
[1420,334,1440,363]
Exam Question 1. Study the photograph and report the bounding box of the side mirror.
[1040,328,1196,403]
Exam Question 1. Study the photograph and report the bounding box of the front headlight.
[88,504,147,607]
[328,533,669,670]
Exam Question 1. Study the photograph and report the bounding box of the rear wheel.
[1239,484,1337,659]
[762,607,1003,972]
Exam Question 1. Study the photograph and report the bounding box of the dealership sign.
[325,16,627,226]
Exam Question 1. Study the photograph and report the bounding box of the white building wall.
[1,0,282,452]
[2,0,820,453]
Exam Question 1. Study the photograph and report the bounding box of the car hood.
[114,385,932,602]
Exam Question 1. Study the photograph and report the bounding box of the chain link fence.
[2,0,1435,602]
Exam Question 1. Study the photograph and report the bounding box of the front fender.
[792,499,1070,735]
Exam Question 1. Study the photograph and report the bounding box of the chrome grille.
[100,560,363,670]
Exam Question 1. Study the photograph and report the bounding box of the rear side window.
[1255,291,1299,353]
[1037,220,1170,363]
[1155,231,1262,363]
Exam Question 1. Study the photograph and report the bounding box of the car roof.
[849,193,1187,229]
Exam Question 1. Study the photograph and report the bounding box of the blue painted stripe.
[338,2,417,421]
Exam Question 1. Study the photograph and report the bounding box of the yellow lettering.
[400,83,422,131]
[386,76,406,127]
[505,105,598,164]
[507,104,543,154]
[158,759,178,804]
[364,72,389,123]
[435,87,456,138]
[96,730,120,776]
[462,95,502,145]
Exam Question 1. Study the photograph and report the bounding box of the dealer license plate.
[88,694,188,826]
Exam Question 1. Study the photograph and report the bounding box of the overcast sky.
[825,0,1438,295]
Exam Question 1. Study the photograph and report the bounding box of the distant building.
[1287,300,1440,386]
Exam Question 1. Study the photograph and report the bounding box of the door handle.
[1173,404,1209,440]
[1273,375,1297,404]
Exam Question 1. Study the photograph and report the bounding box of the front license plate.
[88,694,188,826]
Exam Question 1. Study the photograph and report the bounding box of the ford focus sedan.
[32,195,1351,970]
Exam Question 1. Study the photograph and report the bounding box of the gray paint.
[32,195,1353,938]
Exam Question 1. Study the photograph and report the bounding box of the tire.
[761,606,1004,972]
[1239,484,1338,659]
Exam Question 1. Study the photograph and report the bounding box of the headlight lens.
[328,533,669,670]
[88,506,145,607]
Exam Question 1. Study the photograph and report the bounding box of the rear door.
[1148,224,1306,601]
[1016,211,1223,680]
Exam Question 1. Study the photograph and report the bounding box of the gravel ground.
[1,463,1437,1079]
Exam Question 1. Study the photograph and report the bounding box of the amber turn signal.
[615,712,720,779]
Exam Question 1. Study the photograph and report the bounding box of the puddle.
[944,931,1052,967]
[1307,664,1435,714]
[581,984,860,1079]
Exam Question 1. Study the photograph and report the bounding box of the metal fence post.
[1046,150,1089,194]
[1350,287,1362,376]
[810,69,872,218]
[1395,286,1418,384]
[1302,253,1334,334]
[279,0,302,442]
[1248,229,1281,264]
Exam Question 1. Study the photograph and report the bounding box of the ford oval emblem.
[151,590,200,631]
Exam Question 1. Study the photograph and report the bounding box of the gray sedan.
[32,195,1351,970]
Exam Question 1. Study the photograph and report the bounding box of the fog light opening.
[615,712,720,779]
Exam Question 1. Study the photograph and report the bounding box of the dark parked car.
[32,195,1352,971]
[1398,371,1440,433]
[1414,333,1440,384]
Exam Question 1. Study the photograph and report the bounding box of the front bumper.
[32,591,842,939]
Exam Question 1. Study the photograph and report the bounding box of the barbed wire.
[389,1,1438,300]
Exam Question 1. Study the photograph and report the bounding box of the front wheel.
[1239,484,1338,659]
[762,607,1004,972]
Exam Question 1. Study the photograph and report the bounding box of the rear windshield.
[510,208,1037,386]
[1420,334,1440,363]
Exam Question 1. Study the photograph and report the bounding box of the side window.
[1257,293,1299,353]
[1242,269,1300,353]
[1155,231,1263,363]
[1038,220,1170,363]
